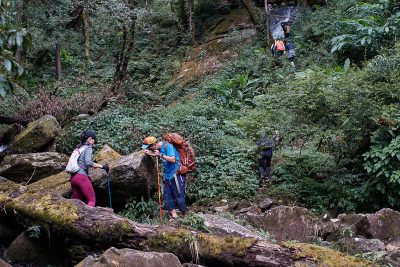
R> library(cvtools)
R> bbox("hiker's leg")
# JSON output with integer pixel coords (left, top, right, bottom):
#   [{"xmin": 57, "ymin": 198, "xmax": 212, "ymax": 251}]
[
  {"xmin": 70, "ymin": 174, "xmax": 85, "ymax": 201},
  {"xmin": 163, "ymin": 180, "xmax": 176, "ymax": 215},
  {"xmin": 258, "ymin": 158, "xmax": 266, "ymax": 183},
  {"xmin": 263, "ymin": 149, "xmax": 273, "ymax": 178},
  {"xmin": 175, "ymin": 174, "xmax": 187, "ymax": 214},
  {"xmin": 77, "ymin": 174, "xmax": 96, "ymax": 207}
]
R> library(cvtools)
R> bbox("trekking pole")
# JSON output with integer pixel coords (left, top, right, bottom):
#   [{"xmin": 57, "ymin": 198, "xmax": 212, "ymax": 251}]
[
  {"xmin": 107, "ymin": 173, "xmax": 112, "ymax": 209},
  {"xmin": 156, "ymin": 159, "xmax": 163, "ymax": 224}
]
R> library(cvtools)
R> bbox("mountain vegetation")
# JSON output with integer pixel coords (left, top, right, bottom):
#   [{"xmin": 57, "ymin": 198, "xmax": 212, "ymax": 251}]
[{"xmin": 1, "ymin": 0, "xmax": 400, "ymax": 217}]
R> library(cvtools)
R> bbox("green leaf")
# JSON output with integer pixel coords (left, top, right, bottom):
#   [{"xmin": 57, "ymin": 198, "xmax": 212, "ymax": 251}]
[
  {"xmin": 3, "ymin": 58, "xmax": 11, "ymax": 72},
  {"xmin": 16, "ymin": 31, "xmax": 24, "ymax": 47},
  {"xmin": 0, "ymin": 87, "xmax": 5, "ymax": 98},
  {"xmin": 343, "ymin": 58, "xmax": 351, "ymax": 72},
  {"xmin": 17, "ymin": 65, "xmax": 24, "ymax": 76}
]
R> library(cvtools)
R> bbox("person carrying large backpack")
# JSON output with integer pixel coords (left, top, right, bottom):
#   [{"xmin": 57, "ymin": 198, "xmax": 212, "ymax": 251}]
[
  {"xmin": 271, "ymin": 39, "xmax": 285, "ymax": 58},
  {"xmin": 66, "ymin": 130, "xmax": 109, "ymax": 207},
  {"xmin": 142, "ymin": 134, "xmax": 194, "ymax": 219},
  {"xmin": 257, "ymin": 130, "xmax": 279, "ymax": 186}
]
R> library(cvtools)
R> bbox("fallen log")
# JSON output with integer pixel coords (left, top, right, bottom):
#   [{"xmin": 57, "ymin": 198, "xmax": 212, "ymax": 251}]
[{"xmin": 0, "ymin": 178, "xmax": 372, "ymax": 267}]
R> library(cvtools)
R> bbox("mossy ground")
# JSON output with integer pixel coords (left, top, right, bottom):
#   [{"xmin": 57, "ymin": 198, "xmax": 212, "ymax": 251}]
[{"xmin": 284, "ymin": 242, "xmax": 376, "ymax": 267}]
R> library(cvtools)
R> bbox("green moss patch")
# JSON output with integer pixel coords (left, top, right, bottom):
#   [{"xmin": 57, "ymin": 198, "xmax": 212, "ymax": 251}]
[{"xmin": 284, "ymin": 242, "xmax": 375, "ymax": 267}]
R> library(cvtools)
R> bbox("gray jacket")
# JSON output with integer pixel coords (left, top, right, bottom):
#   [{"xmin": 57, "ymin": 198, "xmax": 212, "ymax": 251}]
[{"xmin": 77, "ymin": 145, "xmax": 94, "ymax": 176}]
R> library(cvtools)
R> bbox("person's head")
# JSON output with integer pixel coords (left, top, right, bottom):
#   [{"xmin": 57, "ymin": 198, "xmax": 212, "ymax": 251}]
[
  {"xmin": 141, "ymin": 136, "xmax": 162, "ymax": 151},
  {"xmin": 80, "ymin": 130, "xmax": 97, "ymax": 146},
  {"xmin": 281, "ymin": 22, "xmax": 288, "ymax": 28}
]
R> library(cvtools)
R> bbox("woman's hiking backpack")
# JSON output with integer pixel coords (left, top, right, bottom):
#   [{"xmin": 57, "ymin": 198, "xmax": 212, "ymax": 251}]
[
  {"xmin": 274, "ymin": 40, "xmax": 285, "ymax": 52},
  {"xmin": 65, "ymin": 146, "xmax": 87, "ymax": 174},
  {"xmin": 162, "ymin": 133, "xmax": 196, "ymax": 174}
]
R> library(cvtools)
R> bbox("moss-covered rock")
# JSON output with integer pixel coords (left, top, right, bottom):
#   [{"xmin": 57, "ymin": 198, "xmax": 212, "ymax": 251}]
[
  {"xmin": 0, "ymin": 152, "xmax": 68, "ymax": 184},
  {"xmin": 93, "ymin": 145, "xmax": 121, "ymax": 163},
  {"xmin": 76, "ymin": 247, "xmax": 183, "ymax": 267},
  {"xmin": 10, "ymin": 115, "xmax": 60, "ymax": 154},
  {"xmin": 246, "ymin": 206, "xmax": 320, "ymax": 242},
  {"xmin": 284, "ymin": 242, "xmax": 375, "ymax": 267}
]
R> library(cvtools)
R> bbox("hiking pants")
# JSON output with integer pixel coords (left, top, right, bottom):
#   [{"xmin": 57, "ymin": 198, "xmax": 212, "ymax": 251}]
[
  {"xmin": 164, "ymin": 174, "xmax": 187, "ymax": 213},
  {"xmin": 258, "ymin": 148, "xmax": 273, "ymax": 179},
  {"xmin": 70, "ymin": 173, "xmax": 96, "ymax": 207}
]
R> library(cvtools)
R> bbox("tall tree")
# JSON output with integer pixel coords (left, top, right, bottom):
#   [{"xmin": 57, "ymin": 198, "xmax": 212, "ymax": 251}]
[
  {"xmin": 186, "ymin": 0, "xmax": 195, "ymax": 45},
  {"xmin": 111, "ymin": 2, "xmax": 137, "ymax": 93},
  {"xmin": 264, "ymin": 0, "xmax": 272, "ymax": 44},
  {"xmin": 55, "ymin": 35, "xmax": 62, "ymax": 80},
  {"xmin": 81, "ymin": 7, "xmax": 90, "ymax": 60},
  {"xmin": 241, "ymin": 0, "xmax": 263, "ymax": 31}
]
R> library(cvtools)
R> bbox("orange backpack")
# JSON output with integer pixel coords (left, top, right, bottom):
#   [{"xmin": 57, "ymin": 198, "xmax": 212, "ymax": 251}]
[
  {"xmin": 163, "ymin": 133, "xmax": 196, "ymax": 174},
  {"xmin": 274, "ymin": 40, "xmax": 285, "ymax": 52}
]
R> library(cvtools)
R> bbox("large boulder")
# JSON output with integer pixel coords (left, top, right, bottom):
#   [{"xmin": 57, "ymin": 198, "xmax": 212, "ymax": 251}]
[
  {"xmin": 245, "ymin": 206, "xmax": 320, "ymax": 242},
  {"xmin": 197, "ymin": 213, "xmax": 262, "ymax": 239},
  {"xmin": 356, "ymin": 208, "xmax": 400, "ymax": 242},
  {"xmin": 10, "ymin": 115, "xmax": 60, "ymax": 154},
  {"xmin": 27, "ymin": 149, "xmax": 157, "ymax": 210},
  {"xmin": 0, "ymin": 124, "xmax": 24, "ymax": 145},
  {"xmin": 75, "ymin": 247, "xmax": 183, "ymax": 267},
  {"xmin": 92, "ymin": 151, "xmax": 157, "ymax": 209},
  {"xmin": 337, "ymin": 237, "xmax": 385, "ymax": 255},
  {"xmin": 0, "ymin": 258, "xmax": 11, "ymax": 267},
  {"xmin": 0, "ymin": 152, "xmax": 68, "ymax": 184},
  {"xmin": 320, "ymin": 213, "xmax": 366, "ymax": 242},
  {"xmin": 322, "ymin": 209, "xmax": 400, "ymax": 243},
  {"xmin": 5, "ymin": 232, "xmax": 44, "ymax": 265}
]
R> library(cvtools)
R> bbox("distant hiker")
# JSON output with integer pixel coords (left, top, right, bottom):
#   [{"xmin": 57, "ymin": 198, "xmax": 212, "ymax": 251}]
[
  {"xmin": 257, "ymin": 130, "xmax": 280, "ymax": 185},
  {"xmin": 271, "ymin": 39, "xmax": 285, "ymax": 58},
  {"xmin": 281, "ymin": 22, "xmax": 291, "ymax": 39},
  {"xmin": 68, "ymin": 130, "xmax": 109, "ymax": 207},
  {"xmin": 142, "ymin": 136, "xmax": 187, "ymax": 219},
  {"xmin": 285, "ymin": 40, "xmax": 296, "ymax": 68}
]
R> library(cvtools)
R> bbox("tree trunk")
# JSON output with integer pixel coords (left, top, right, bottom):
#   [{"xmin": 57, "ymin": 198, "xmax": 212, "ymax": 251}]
[
  {"xmin": 145, "ymin": 0, "xmax": 153, "ymax": 39},
  {"xmin": 55, "ymin": 36, "xmax": 62, "ymax": 80},
  {"xmin": 16, "ymin": 0, "xmax": 29, "ymax": 63},
  {"xmin": 81, "ymin": 8, "xmax": 90, "ymax": 60},
  {"xmin": 186, "ymin": 0, "xmax": 195, "ymax": 45},
  {"xmin": 264, "ymin": 0, "xmax": 272, "ymax": 45},
  {"xmin": 111, "ymin": 13, "xmax": 137, "ymax": 93},
  {"xmin": 241, "ymin": 0, "xmax": 263, "ymax": 31},
  {"xmin": 0, "ymin": 178, "xmax": 316, "ymax": 266}
]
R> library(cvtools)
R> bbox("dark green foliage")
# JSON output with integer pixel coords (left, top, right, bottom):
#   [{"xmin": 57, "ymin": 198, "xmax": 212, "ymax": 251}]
[
  {"xmin": 176, "ymin": 213, "xmax": 209, "ymax": 232},
  {"xmin": 0, "ymin": 0, "xmax": 31, "ymax": 97},
  {"xmin": 269, "ymin": 149, "xmax": 335, "ymax": 213},
  {"xmin": 119, "ymin": 197, "xmax": 161, "ymax": 224},
  {"xmin": 362, "ymin": 105, "xmax": 400, "ymax": 209}
]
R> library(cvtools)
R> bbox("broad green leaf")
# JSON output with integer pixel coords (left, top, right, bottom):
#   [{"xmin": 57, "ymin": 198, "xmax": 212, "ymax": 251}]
[
  {"xmin": 344, "ymin": 58, "xmax": 351, "ymax": 72},
  {"xmin": 3, "ymin": 58, "xmax": 11, "ymax": 72},
  {"xmin": 16, "ymin": 31, "xmax": 24, "ymax": 47},
  {"xmin": 17, "ymin": 65, "xmax": 24, "ymax": 76}
]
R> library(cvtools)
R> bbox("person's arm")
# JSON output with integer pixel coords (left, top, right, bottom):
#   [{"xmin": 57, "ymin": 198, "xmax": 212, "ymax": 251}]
[
  {"xmin": 154, "ymin": 144, "xmax": 176, "ymax": 163},
  {"xmin": 85, "ymin": 147, "xmax": 105, "ymax": 169}
]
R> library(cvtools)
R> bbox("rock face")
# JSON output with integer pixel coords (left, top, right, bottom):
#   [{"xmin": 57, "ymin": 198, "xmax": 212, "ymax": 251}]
[
  {"xmin": 0, "ymin": 152, "xmax": 68, "ymax": 184},
  {"xmin": 0, "ymin": 258, "xmax": 11, "ymax": 267},
  {"xmin": 92, "ymin": 151, "xmax": 157, "ymax": 209},
  {"xmin": 321, "ymin": 209, "xmax": 400, "ymax": 243},
  {"xmin": 246, "ymin": 206, "xmax": 320, "ymax": 242},
  {"xmin": 5, "ymin": 232, "xmax": 43, "ymax": 265},
  {"xmin": 0, "ymin": 124, "xmax": 24, "ymax": 145},
  {"xmin": 10, "ymin": 115, "xmax": 60, "ymax": 154},
  {"xmin": 27, "ymin": 150, "xmax": 157, "ymax": 210},
  {"xmin": 258, "ymin": 198, "xmax": 276, "ymax": 212},
  {"xmin": 75, "ymin": 247, "xmax": 183, "ymax": 267},
  {"xmin": 197, "ymin": 213, "xmax": 261, "ymax": 239},
  {"xmin": 358, "ymin": 208, "xmax": 400, "ymax": 242},
  {"xmin": 337, "ymin": 237, "xmax": 385, "ymax": 255}
]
